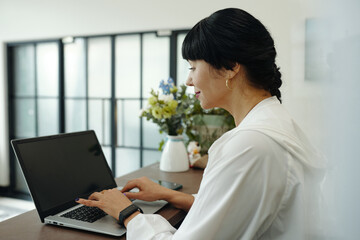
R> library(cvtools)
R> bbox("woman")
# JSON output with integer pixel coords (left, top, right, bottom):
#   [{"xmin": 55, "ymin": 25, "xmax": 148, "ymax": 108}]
[{"xmin": 77, "ymin": 8, "xmax": 325, "ymax": 239}]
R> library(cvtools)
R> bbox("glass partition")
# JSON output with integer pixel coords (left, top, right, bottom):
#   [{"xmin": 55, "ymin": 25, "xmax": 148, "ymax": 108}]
[
  {"xmin": 142, "ymin": 33, "xmax": 170, "ymax": 98},
  {"xmin": 9, "ymin": 41, "xmax": 60, "ymax": 194},
  {"xmin": 36, "ymin": 43, "xmax": 59, "ymax": 97},
  {"xmin": 115, "ymin": 35, "xmax": 141, "ymax": 98},
  {"xmin": 88, "ymin": 37, "xmax": 111, "ymax": 98},
  {"xmin": 8, "ymin": 30, "xmax": 190, "ymax": 193},
  {"xmin": 64, "ymin": 38, "xmax": 86, "ymax": 98},
  {"xmin": 13, "ymin": 45, "xmax": 35, "ymax": 97}
]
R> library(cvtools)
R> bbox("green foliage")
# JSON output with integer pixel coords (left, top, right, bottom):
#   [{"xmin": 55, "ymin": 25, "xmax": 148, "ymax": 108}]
[{"xmin": 183, "ymin": 94, "xmax": 235, "ymax": 154}]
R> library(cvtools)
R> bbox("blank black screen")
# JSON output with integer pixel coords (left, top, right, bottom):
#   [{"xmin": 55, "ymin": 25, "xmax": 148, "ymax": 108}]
[{"xmin": 15, "ymin": 132, "xmax": 115, "ymax": 212}]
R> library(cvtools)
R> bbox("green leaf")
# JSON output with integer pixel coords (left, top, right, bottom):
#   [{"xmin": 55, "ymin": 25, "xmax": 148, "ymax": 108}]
[{"xmin": 158, "ymin": 139, "xmax": 165, "ymax": 151}]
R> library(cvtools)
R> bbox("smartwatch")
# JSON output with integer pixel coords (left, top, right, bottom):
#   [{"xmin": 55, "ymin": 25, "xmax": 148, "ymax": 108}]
[{"xmin": 118, "ymin": 204, "xmax": 143, "ymax": 227}]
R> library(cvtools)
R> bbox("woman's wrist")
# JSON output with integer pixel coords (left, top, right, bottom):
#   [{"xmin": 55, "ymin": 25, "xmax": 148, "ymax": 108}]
[
  {"xmin": 160, "ymin": 188, "xmax": 177, "ymax": 202},
  {"xmin": 124, "ymin": 211, "xmax": 141, "ymax": 228},
  {"xmin": 163, "ymin": 190, "xmax": 194, "ymax": 211}
]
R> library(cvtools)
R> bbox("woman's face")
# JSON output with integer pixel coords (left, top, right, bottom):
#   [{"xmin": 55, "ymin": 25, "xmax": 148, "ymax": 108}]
[{"xmin": 186, "ymin": 60, "xmax": 229, "ymax": 109}]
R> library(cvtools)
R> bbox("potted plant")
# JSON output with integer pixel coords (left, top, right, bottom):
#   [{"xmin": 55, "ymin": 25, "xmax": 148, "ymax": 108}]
[
  {"xmin": 141, "ymin": 78, "xmax": 235, "ymax": 170},
  {"xmin": 140, "ymin": 78, "xmax": 190, "ymax": 172}
]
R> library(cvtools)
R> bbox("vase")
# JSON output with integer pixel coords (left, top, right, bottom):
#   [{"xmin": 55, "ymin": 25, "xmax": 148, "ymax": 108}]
[{"xmin": 160, "ymin": 135, "xmax": 189, "ymax": 172}]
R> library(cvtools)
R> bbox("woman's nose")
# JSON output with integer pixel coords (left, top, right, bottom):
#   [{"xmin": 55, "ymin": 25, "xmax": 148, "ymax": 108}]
[{"xmin": 186, "ymin": 76, "xmax": 193, "ymax": 86}]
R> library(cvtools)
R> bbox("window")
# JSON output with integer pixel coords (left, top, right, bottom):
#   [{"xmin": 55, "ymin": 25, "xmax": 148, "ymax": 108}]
[{"xmin": 7, "ymin": 30, "xmax": 189, "ymax": 196}]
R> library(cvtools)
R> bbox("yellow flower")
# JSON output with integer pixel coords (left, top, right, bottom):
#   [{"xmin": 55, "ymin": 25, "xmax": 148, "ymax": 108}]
[
  {"xmin": 148, "ymin": 96, "xmax": 157, "ymax": 106},
  {"xmin": 162, "ymin": 106, "xmax": 173, "ymax": 119},
  {"xmin": 167, "ymin": 100, "xmax": 178, "ymax": 110},
  {"xmin": 170, "ymin": 86, "xmax": 178, "ymax": 94},
  {"xmin": 151, "ymin": 106, "xmax": 163, "ymax": 119}
]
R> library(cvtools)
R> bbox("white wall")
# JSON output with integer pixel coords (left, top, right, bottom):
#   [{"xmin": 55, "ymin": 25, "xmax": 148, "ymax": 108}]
[
  {"xmin": 321, "ymin": 0, "xmax": 360, "ymax": 238},
  {"xmin": 0, "ymin": 0, "xmax": 323, "ymax": 185}
]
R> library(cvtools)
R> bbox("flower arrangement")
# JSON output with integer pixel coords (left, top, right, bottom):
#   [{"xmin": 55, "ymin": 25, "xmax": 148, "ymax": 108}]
[
  {"xmin": 141, "ymin": 78, "xmax": 189, "ymax": 146},
  {"xmin": 141, "ymin": 77, "xmax": 235, "ymax": 155}
]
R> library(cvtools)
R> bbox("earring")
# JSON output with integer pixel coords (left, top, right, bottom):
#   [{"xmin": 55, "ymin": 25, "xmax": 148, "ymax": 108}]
[{"xmin": 226, "ymin": 79, "xmax": 232, "ymax": 90}]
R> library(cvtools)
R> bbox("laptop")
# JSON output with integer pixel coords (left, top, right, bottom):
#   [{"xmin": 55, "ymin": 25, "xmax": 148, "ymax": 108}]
[{"xmin": 11, "ymin": 130, "xmax": 167, "ymax": 236}]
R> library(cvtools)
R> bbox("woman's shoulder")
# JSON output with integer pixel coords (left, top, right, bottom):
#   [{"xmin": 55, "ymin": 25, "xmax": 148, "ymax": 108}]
[
  {"xmin": 205, "ymin": 129, "xmax": 289, "ymax": 187},
  {"xmin": 209, "ymin": 129, "xmax": 283, "ymax": 163},
  {"xmin": 212, "ymin": 128, "xmax": 275, "ymax": 150}
]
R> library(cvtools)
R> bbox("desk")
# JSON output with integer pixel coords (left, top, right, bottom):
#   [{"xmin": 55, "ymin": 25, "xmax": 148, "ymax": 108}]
[{"xmin": 0, "ymin": 163, "xmax": 203, "ymax": 240}]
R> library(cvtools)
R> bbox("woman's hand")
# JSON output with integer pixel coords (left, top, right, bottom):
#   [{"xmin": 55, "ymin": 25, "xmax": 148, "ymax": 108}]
[
  {"xmin": 121, "ymin": 177, "xmax": 195, "ymax": 211},
  {"xmin": 121, "ymin": 176, "xmax": 173, "ymax": 202},
  {"xmin": 77, "ymin": 176, "xmax": 194, "ymax": 223},
  {"xmin": 76, "ymin": 188, "xmax": 132, "ymax": 221}
]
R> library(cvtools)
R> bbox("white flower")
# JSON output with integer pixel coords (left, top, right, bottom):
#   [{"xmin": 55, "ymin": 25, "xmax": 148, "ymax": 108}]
[
  {"xmin": 187, "ymin": 141, "xmax": 201, "ymax": 154},
  {"xmin": 139, "ymin": 108, "xmax": 147, "ymax": 117},
  {"xmin": 158, "ymin": 94, "xmax": 174, "ymax": 103}
]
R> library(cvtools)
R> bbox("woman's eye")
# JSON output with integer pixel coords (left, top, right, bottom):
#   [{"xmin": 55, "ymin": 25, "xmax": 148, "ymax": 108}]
[{"xmin": 188, "ymin": 67, "xmax": 195, "ymax": 71}]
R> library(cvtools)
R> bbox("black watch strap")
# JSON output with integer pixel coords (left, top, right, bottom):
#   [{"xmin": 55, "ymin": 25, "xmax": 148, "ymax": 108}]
[{"xmin": 118, "ymin": 204, "xmax": 143, "ymax": 227}]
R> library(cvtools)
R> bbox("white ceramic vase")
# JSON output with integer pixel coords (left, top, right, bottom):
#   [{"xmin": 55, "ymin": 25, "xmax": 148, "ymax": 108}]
[{"xmin": 160, "ymin": 135, "xmax": 189, "ymax": 172}]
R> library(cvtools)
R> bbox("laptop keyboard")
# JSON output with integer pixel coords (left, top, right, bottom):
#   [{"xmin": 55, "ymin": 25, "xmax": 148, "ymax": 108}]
[{"xmin": 61, "ymin": 206, "xmax": 107, "ymax": 223}]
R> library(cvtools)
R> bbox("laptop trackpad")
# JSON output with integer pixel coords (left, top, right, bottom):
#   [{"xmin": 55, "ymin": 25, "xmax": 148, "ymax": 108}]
[{"xmin": 132, "ymin": 199, "xmax": 168, "ymax": 214}]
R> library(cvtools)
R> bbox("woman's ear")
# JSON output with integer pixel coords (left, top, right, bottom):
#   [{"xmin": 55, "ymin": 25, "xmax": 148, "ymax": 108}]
[{"xmin": 227, "ymin": 63, "xmax": 241, "ymax": 79}]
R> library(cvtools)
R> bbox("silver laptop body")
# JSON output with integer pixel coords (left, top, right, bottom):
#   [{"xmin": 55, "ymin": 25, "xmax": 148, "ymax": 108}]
[
  {"xmin": 45, "ymin": 199, "xmax": 167, "ymax": 236},
  {"xmin": 11, "ymin": 130, "xmax": 167, "ymax": 236}
]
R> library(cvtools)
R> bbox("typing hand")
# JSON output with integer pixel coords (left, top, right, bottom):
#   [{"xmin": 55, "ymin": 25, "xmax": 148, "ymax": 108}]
[
  {"xmin": 121, "ymin": 176, "xmax": 173, "ymax": 202},
  {"xmin": 76, "ymin": 188, "xmax": 132, "ymax": 221}
]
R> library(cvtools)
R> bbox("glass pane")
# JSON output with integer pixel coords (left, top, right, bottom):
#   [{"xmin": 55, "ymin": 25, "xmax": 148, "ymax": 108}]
[
  {"xmin": 142, "ymin": 100, "xmax": 165, "ymax": 148},
  {"xmin": 115, "ymin": 148, "xmax": 140, "ymax": 177},
  {"xmin": 65, "ymin": 99, "xmax": 86, "ymax": 132},
  {"xmin": 38, "ymin": 98, "xmax": 59, "ymax": 136},
  {"xmin": 88, "ymin": 37, "xmax": 111, "ymax": 98},
  {"xmin": 36, "ymin": 43, "xmax": 59, "ymax": 97},
  {"xmin": 102, "ymin": 146, "xmax": 112, "ymax": 172},
  {"xmin": 14, "ymin": 99, "xmax": 36, "ymax": 137},
  {"xmin": 117, "ymin": 100, "xmax": 140, "ymax": 147},
  {"xmin": 13, "ymin": 45, "xmax": 35, "ymax": 96},
  {"xmin": 116, "ymin": 35, "xmax": 141, "ymax": 98},
  {"xmin": 64, "ymin": 38, "xmax": 86, "ymax": 97},
  {"xmin": 143, "ymin": 119, "xmax": 165, "ymax": 149},
  {"xmin": 176, "ymin": 33, "xmax": 193, "ymax": 94},
  {"xmin": 142, "ymin": 33, "xmax": 170, "ymax": 97},
  {"xmin": 89, "ymin": 99, "xmax": 111, "ymax": 145},
  {"xmin": 143, "ymin": 150, "xmax": 161, "ymax": 167}
]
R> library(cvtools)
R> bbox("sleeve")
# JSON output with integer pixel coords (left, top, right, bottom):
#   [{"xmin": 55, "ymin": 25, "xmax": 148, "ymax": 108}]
[
  {"xmin": 127, "ymin": 214, "xmax": 176, "ymax": 240},
  {"xmin": 126, "ymin": 195, "xmax": 199, "ymax": 239}
]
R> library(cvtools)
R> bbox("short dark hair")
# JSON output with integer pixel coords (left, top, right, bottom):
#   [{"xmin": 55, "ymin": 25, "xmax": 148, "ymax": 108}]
[{"xmin": 182, "ymin": 8, "xmax": 282, "ymax": 103}]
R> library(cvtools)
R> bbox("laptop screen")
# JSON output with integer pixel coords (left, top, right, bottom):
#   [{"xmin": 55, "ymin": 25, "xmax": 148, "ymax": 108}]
[{"xmin": 12, "ymin": 131, "xmax": 116, "ymax": 216}]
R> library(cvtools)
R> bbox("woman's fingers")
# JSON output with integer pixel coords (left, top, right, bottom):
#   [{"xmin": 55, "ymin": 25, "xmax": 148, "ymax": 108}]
[
  {"xmin": 76, "ymin": 189, "xmax": 132, "ymax": 220},
  {"xmin": 122, "ymin": 176, "xmax": 154, "ymax": 192},
  {"xmin": 123, "ymin": 191, "xmax": 142, "ymax": 200},
  {"xmin": 121, "ymin": 180, "xmax": 141, "ymax": 193},
  {"xmin": 76, "ymin": 198, "xmax": 100, "ymax": 208},
  {"xmin": 88, "ymin": 192, "xmax": 102, "ymax": 200}
]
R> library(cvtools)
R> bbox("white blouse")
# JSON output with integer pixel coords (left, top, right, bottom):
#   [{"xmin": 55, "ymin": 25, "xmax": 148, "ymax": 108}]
[{"xmin": 127, "ymin": 96, "xmax": 325, "ymax": 240}]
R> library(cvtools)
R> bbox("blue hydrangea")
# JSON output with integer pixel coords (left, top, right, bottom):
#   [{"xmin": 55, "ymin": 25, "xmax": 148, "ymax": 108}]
[{"xmin": 159, "ymin": 77, "xmax": 175, "ymax": 95}]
